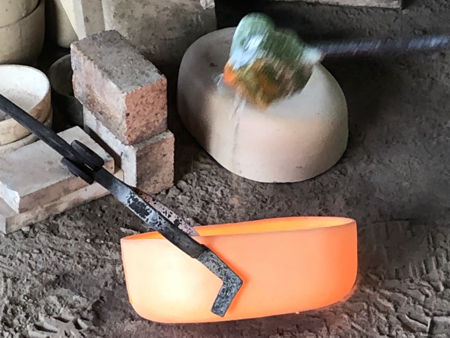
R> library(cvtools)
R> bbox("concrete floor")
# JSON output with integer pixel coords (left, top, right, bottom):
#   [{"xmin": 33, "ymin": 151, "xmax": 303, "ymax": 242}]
[{"xmin": 1, "ymin": 0, "xmax": 449, "ymax": 336}]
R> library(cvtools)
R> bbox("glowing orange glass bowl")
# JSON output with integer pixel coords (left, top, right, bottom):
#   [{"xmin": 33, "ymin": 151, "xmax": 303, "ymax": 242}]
[{"xmin": 121, "ymin": 217, "xmax": 357, "ymax": 323}]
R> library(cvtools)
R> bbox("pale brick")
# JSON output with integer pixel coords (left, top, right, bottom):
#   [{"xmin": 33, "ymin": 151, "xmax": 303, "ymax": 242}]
[
  {"xmin": 84, "ymin": 109, "xmax": 174, "ymax": 194},
  {"xmin": 0, "ymin": 126, "xmax": 114, "ymax": 213},
  {"xmin": 0, "ymin": 171, "xmax": 123, "ymax": 234},
  {"xmin": 71, "ymin": 30, "xmax": 167, "ymax": 145}
]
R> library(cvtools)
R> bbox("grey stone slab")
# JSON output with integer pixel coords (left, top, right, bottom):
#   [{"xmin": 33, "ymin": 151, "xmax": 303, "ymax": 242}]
[
  {"xmin": 102, "ymin": 0, "xmax": 217, "ymax": 67},
  {"xmin": 66, "ymin": 0, "xmax": 216, "ymax": 68}
]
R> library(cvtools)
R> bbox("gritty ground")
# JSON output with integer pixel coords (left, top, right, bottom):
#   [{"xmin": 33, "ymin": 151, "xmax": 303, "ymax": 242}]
[{"xmin": 1, "ymin": 0, "xmax": 450, "ymax": 337}]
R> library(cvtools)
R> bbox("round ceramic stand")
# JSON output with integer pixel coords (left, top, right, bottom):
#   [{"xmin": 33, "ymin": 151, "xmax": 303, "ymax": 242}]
[
  {"xmin": 0, "ymin": 0, "xmax": 38, "ymax": 27},
  {"xmin": 0, "ymin": 0, "xmax": 45, "ymax": 65},
  {"xmin": 0, "ymin": 65, "xmax": 51, "ymax": 145},
  {"xmin": 178, "ymin": 28, "xmax": 348, "ymax": 183}
]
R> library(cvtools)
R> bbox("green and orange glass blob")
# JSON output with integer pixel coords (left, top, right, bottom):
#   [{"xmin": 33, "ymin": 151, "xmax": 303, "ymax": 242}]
[{"xmin": 223, "ymin": 13, "xmax": 322, "ymax": 108}]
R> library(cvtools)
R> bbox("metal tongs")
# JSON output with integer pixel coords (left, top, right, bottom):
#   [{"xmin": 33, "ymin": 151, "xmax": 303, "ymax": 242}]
[{"xmin": 0, "ymin": 94, "xmax": 242, "ymax": 317}]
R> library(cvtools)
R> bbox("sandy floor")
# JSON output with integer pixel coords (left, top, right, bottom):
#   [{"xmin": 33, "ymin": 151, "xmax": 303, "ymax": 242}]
[{"xmin": 1, "ymin": 0, "xmax": 450, "ymax": 336}]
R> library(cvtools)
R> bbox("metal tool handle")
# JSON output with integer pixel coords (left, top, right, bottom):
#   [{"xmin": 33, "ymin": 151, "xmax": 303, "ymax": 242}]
[
  {"xmin": 312, "ymin": 34, "xmax": 450, "ymax": 59},
  {"xmin": 0, "ymin": 94, "xmax": 242, "ymax": 316}
]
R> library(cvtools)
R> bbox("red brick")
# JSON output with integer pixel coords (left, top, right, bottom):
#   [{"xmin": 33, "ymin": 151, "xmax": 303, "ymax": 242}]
[
  {"xmin": 71, "ymin": 30, "xmax": 167, "ymax": 145},
  {"xmin": 135, "ymin": 132, "xmax": 174, "ymax": 194}
]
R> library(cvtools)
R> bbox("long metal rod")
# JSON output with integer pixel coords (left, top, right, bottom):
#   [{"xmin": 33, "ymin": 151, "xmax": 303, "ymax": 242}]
[{"xmin": 312, "ymin": 34, "xmax": 450, "ymax": 59}]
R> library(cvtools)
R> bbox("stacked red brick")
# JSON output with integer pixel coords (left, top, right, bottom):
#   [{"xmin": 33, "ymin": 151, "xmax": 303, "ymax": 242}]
[{"xmin": 71, "ymin": 30, "xmax": 174, "ymax": 194}]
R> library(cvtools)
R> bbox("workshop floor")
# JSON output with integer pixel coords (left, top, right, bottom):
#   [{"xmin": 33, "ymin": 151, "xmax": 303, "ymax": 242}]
[{"xmin": 1, "ymin": 0, "xmax": 449, "ymax": 336}]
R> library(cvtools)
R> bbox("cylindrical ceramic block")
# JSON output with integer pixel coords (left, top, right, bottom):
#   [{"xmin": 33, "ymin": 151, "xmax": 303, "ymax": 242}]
[
  {"xmin": 0, "ymin": 0, "xmax": 45, "ymax": 65},
  {"xmin": 46, "ymin": 0, "xmax": 78, "ymax": 48},
  {"xmin": 0, "ymin": 0, "xmax": 38, "ymax": 26},
  {"xmin": 0, "ymin": 65, "xmax": 51, "ymax": 145},
  {"xmin": 178, "ymin": 28, "xmax": 348, "ymax": 183}
]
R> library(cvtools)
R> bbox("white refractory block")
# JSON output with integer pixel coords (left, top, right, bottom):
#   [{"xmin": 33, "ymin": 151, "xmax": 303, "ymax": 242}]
[
  {"xmin": 0, "ymin": 126, "xmax": 114, "ymax": 213},
  {"xmin": 83, "ymin": 108, "xmax": 174, "ymax": 194},
  {"xmin": 0, "ymin": 171, "xmax": 123, "ymax": 234}
]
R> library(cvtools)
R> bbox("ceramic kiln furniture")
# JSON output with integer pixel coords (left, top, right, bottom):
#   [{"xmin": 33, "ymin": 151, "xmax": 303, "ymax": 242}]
[
  {"xmin": 0, "ymin": 0, "xmax": 45, "ymax": 65},
  {"xmin": 121, "ymin": 217, "xmax": 357, "ymax": 323},
  {"xmin": 178, "ymin": 28, "xmax": 348, "ymax": 183},
  {"xmin": 0, "ymin": 0, "xmax": 38, "ymax": 26},
  {"xmin": 0, "ymin": 65, "xmax": 51, "ymax": 147}
]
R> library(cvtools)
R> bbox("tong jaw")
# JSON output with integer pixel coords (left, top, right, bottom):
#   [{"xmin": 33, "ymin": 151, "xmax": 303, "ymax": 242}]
[{"xmin": 197, "ymin": 250, "xmax": 243, "ymax": 316}]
